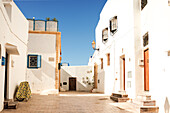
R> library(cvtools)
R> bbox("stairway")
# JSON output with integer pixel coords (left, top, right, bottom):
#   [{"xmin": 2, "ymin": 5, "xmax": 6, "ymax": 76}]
[
  {"xmin": 133, "ymin": 94, "xmax": 159, "ymax": 113},
  {"xmin": 4, "ymin": 99, "xmax": 18, "ymax": 109},
  {"xmin": 110, "ymin": 93, "xmax": 129, "ymax": 102}
]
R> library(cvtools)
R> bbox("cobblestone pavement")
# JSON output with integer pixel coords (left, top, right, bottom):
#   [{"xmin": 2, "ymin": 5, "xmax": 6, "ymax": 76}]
[{"xmin": 2, "ymin": 92, "xmax": 136, "ymax": 113}]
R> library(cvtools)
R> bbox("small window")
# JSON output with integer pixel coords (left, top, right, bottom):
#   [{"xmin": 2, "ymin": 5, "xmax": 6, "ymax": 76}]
[
  {"xmin": 27, "ymin": 55, "xmax": 41, "ymax": 68},
  {"xmin": 101, "ymin": 58, "xmax": 103, "ymax": 69},
  {"xmin": 63, "ymin": 82, "xmax": 67, "ymax": 85},
  {"xmin": 141, "ymin": 0, "xmax": 147, "ymax": 10},
  {"xmin": 4, "ymin": 3, "xmax": 12, "ymax": 21},
  {"xmin": 107, "ymin": 53, "xmax": 110, "ymax": 66},
  {"xmin": 102, "ymin": 28, "xmax": 108, "ymax": 43},
  {"xmin": 110, "ymin": 16, "xmax": 118, "ymax": 35},
  {"xmin": 143, "ymin": 32, "xmax": 149, "ymax": 47}
]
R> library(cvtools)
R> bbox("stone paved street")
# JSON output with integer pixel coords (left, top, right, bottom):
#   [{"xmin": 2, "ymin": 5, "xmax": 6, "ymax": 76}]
[{"xmin": 2, "ymin": 92, "xmax": 137, "ymax": 113}]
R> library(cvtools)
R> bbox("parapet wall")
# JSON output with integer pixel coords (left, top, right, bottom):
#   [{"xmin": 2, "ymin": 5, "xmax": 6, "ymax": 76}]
[{"xmin": 28, "ymin": 19, "xmax": 58, "ymax": 32}]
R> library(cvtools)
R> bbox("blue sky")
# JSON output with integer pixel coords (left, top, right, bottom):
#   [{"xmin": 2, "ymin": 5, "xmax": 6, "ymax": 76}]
[{"xmin": 14, "ymin": 0, "xmax": 107, "ymax": 66}]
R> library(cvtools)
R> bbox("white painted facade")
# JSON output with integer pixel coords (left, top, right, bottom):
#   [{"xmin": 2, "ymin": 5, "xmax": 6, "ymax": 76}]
[
  {"xmin": 60, "ymin": 66, "xmax": 93, "ymax": 92},
  {"xmin": 89, "ymin": 0, "xmax": 170, "ymax": 112},
  {"xmin": 27, "ymin": 33, "xmax": 57, "ymax": 94},
  {"xmin": 0, "ymin": 0, "xmax": 28, "ymax": 111}
]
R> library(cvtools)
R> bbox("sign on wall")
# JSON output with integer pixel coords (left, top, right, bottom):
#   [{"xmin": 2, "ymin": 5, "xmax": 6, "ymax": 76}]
[{"xmin": 2, "ymin": 56, "xmax": 5, "ymax": 66}]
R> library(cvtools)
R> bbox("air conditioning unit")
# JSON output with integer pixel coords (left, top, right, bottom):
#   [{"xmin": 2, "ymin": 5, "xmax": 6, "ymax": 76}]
[{"xmin": 138, "ymin": 59, "xmax": 144, "ymax": 66}]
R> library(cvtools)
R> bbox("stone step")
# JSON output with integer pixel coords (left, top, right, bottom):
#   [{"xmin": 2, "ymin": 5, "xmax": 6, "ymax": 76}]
[
  {"xmin": 133, "ymin": 99, "xmax": 156, "ymax": 106},
  {"xmin": 140, "ymin": 106, "xmax": 159, "ymax": 113},
  {"xmin": 111, "ymin": 93, "xmax": 128, "ymax": 98},
  {"xmin": 143, "ymin": 100, "xmax": 156, "ymax": 106},
  {"xmin": 137, "ymin": 95, "xmax": 151, "ymax": 101},
  {"xmin": 110, "ymin": 95, "xmax": 129, "ymax": 102},
  {"xmin": 4, "ymin": 100, "xmax": 18, "ymax": 109}
]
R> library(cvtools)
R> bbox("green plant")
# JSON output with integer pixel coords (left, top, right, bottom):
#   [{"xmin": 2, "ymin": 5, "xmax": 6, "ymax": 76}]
[
  {"xmin": 52, "ymin": 18, "xmax": 58, "ymax": 21},
  {"xmin": 46, "ymin": 17, "xmax": 50, "ymax": 21}
]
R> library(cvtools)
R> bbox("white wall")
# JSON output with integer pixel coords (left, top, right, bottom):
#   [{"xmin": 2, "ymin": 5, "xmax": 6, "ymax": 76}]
[
  {"xmin": 0, "ymin": 0, "xmax": 28, "ymax": 111},
  {"xmin": 90, "ymin": 0, "xmax": 170, "ymax": 112},
  {"xmin": 27, "ymin": 33, "xmax": 56, "ymax": 94},
  {"xmin": 89, "ymin": 0, "xmax": 137, "ymax": 97},
  {"xmin": 61, "ymin": 66, "xmax": 93, "ymax": 92},
  {"xmin": 141, "ymin": 0, "xmax": 170, "ymax": 112}
]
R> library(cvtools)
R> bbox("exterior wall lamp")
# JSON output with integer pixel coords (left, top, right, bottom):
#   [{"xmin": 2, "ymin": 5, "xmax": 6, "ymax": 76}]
[{"xmin": 92, "ymin": 40, "xmax": 99, "ymax": 51}]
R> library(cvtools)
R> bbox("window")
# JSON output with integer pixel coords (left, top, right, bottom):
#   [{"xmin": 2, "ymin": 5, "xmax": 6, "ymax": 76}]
[
  {"xmin": 102, "ymin": 28, "xmax": 108, "ymax": 43},
  {"xmin": 141, "ymin": 0, "xmax": 147, "ymax": 10},
  {"xmin": 110, "ymin": 16, "xmax": 118, "ymax": 35},
  {"xmin": 4, "ymin": 3, "xmax": 12, "ymax": 21},
  {"xmin": 107, "ymin": 53, "xmax": 110, "ymax": 66},
  {"xmin": 27, "ymin": 55, "xmax": 41, "ymax": 68},
  {"xmin": 101, "ymin": 58, "xmax": 103, "ymax": 69},
  {"xmin": 143, "ymin": 32, "xmax": 149, "ymax": 47}
]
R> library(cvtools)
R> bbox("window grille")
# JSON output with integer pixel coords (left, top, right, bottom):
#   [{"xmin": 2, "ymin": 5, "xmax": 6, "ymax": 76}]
[
  {"xmin": 141, "ymin": 0, "xmax": 147, "ymax": 10},
  {"xmin": 27, "ymin": 55, "xmax": 41, "ymax": 68},
  {"xmin": 102, "ymin": 28, "xmax": 108, "ymax": 43},
  {"xmin": 143, "ymin": 32, "xmax": 149, "ymax": 47},
  {"xmin": 110, "ymin": 16, "xmax": 117, "ymax": 34}
]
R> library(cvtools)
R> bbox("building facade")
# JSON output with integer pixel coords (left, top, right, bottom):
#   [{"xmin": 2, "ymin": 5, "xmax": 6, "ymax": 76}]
[
  {"xmin": 89, "ymin": 0, "xmax": 170, "ymax": 112},
  {"xmin": 60, "ymin": 65, "xmax": 93, "ymax": 92},
  {"xmin": 0, "ymin": 0, "xmax": 28, "ymax": 111},
  {"xmin": 27, "ymin": 19, "xmax": 61, "ymax": 95}
]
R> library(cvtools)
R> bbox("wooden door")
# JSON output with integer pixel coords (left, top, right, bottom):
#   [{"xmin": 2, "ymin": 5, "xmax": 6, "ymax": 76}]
[
  {"xmin": 144, "ymin": 49, "xmax": 149, "ymax": 91},
  {"xmin": 94, "ymin": 63, "xmax": 98, "ymax": 88},
  {"xmin": 123, "ymin": 58, "xmax": 125, "ymax": 90},
  {"xmin": 69, "ymin": 77, "xmax": 76, "ymax": 91}
]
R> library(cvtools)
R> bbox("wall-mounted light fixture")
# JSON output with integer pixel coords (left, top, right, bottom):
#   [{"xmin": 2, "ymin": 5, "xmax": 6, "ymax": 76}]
[{"xmin": 92, "ymin": 40, "xmax": 99, "ymax": 51}]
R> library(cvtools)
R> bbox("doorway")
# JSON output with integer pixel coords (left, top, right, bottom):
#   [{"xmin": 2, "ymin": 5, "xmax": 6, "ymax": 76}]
[
  {"xmin": 4, "ymin": 52, "xmax": 9, "ymax": 99},
  {"xmin": 120, "ymin": 56, "xmax": 125, "ymax": 91},
  {"xmin": 94, "ymin": 63, "xmax": 98, "ymax": 89},
  {"xmin": 144, "ymin": 49, "xmax": 149, "ymax": 91},
  {"xmin": 123, "ymin": 58, "xmax": 125, "ymax": 90},
  {"xmin": 69, "ymin": 77, "xmax": 76, "ymax": 91}
]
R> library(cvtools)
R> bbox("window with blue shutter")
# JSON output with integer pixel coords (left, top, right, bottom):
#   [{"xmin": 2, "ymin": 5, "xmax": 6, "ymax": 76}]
[{"xmin": 27, "ymin": 54, "xmax": 41, "ymax": 69}]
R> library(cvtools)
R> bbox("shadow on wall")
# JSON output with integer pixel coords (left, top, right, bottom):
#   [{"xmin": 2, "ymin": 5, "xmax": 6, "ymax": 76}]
[
  {"xmin": 30, "ymin": 59, "xmax": 55, "ymax": 81},
  {"xmin": 61, "ymin": 69, "xmax": 93, "ymax": 91},
  {"xmin": 13, "ymin": 85, "xmax": 18, "ymax": 99},
  {"xmin": 164, "ymin": 97, "xmax": 170, "ymax": 113}
]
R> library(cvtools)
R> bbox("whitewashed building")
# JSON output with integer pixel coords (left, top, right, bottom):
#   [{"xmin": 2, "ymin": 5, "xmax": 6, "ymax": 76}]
[
  {"xmin": 89, "ymin": 0, "xmax": 170, "ymax": 112},
  {"xmin": 0, "ymin": 0, "xmax": 28, "ymax": 111},
  {"xmin": 27, "ymin": 19, "xmax": 61, "ymax": 95},
  {"xmin": 60, "ymin": 65, "xmax": 93, "ymax": 92}
]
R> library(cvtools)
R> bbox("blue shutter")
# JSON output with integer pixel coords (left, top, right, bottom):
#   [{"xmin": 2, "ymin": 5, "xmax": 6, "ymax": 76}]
[
  {"xmin": 27, "ymin": 55, "xmax": 29, "ymax": 68},
  {"xmin": 2, "ymin": 56, "xmax": 5, "ymax": 66},
  {"xmin": 37, "ymin": 55, "xmax": 41, "ymax": 68}
]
